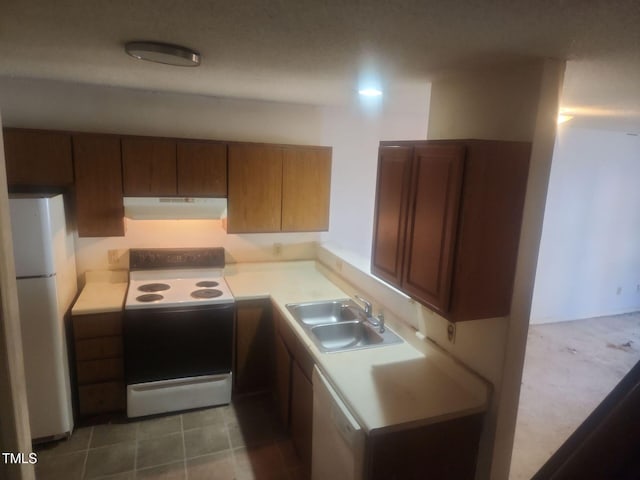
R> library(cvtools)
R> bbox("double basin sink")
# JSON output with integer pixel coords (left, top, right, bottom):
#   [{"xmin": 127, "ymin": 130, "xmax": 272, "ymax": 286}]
[{"xmin": 285, "ymin": 299, "xmax": 403, "ymax": 353}]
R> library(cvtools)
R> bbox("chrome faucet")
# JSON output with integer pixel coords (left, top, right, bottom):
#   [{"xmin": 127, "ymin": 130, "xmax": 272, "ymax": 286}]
[
  {"xmin": 364, "ymin": 312, "xmax": 385, "ymax": 333},
  {"xmin": 354, "ymin": 295, "xmax": 385, "ymax": 333},
  {"xmin": 354, "ymin": 294, "xmax": 372, "ymax": 316}
]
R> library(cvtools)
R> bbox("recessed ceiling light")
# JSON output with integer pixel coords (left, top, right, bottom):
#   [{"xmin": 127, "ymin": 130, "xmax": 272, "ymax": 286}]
[
  {"xmin": 125, "ymin": 41, "xmax": 200, "ymax": 67},
  {"xmin": 358, "ymin": 88, "xmax": 383, "ymax": 97}
]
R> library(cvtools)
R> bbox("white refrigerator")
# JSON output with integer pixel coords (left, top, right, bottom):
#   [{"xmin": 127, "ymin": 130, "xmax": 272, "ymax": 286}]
[{"xmin": 9, "ymin": 194, "xmax": 77, "ymax": 441}]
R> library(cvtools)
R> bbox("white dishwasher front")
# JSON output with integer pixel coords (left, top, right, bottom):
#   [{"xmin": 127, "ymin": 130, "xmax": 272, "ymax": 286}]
[{"xmin": 312, "ymin": 366, "xmax": 365, "ymax": 480}]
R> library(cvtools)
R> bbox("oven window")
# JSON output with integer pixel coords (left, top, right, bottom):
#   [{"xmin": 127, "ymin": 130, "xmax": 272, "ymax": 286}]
[{"xmin": 123, "ymin": 304, "xmax": 234, "ymax": 384}]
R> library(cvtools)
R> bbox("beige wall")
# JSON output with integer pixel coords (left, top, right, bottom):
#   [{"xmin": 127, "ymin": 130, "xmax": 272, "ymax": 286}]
[
  {"xmin": 0, "ymin": 61, "xmax": 563, "ymax": 479},
  {"xmin": 76, "ymin": 219, "xmax": 320, "ymax": 275},
  {"xmin": 495, "ymin": 59, "xmax": 566, "ymax": 480},
  {"xmin": 0, "ymin": 113, "xmax": 35, "ymax": 480},
  {"xmin": 530, "ymin": 125, "xmax": 640, "ymax": 324},
  {"xmin": 427, "ymin": 61, "xmax": 545, "ymax": 142},
  {"xmin": 0, "ymin": 78, "xmax": 326, "ymax": 144},
  {"xmin": 0, "ymin": 77, "xmax": 429, "ymax": 278},
  {"xmin": 426, "ymin": 58, "xmax": 565, "ymax": 480}
]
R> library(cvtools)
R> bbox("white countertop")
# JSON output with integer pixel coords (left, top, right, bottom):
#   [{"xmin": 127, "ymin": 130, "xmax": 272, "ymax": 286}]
[
  {"xmin": 71, "ymin": 270, "xmax": 129, "ymax": 315},
  {"xmin": 71, "ymin": 262, "xmax": 489, "ymax": 432},
  {"xmin": 224, "ymin": 260, "xmax": 489, "ymax": 433}
]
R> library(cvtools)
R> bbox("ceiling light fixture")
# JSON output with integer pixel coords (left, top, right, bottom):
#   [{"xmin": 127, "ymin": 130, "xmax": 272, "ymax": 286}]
[
  {"xmin": 125, "ymin": 41, "xmax": 200, "ymax": 67},
  {"xmin": 358, "ymin": 88, "xmax": 383, "ymax": 97}
]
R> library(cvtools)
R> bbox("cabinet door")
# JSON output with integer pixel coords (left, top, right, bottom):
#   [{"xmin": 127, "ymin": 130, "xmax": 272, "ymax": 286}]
[
  {"xmin": 402, "ymin": 145, "xmax": 465, "ymax": 314},
  {"xmin": 3, "ymin": 128, "xmax": 73, "ymax": 187},
  {"xmin": 76, "ymin": 358, "xmax": 124, "ymax": 384},
  {"xmin": 122, "ymin": 137, "xmax": 176, "ymax": 196},
  {"xmin": 75, "ymin": 337, "xmax": 123, "ymax": 361},
  {"xmin": 365, "ymin": 413, "xmax": 483, "ymax": 480},
  {"xmin": 73, "ymin": 134, "xmax": 125, "ymax": 237},
  {"xmin": 227, "ymin": 144, "xmax": 282, "ymax": 233},
  {"xmin": 281, "ymin": 146, "xmax": 331, "ymax": 232},
  {"xmin": 73, "ymin": 312, "xmax": 123, "ymax": 339},
  {"xmin": 73, "ymin": 312, "xmax": 125, "ymax": 417},
  {"xmin": 290, "ymin": 360, "xmax": 313, "ymax": 476},
  {"xmin": 234, "ymin": 300, "xmax": 274, "ymax": 394},
  {"xmin": 78, "ymin": 382, "xmax": 126, "ymax": 416},
  {"xmin": 273, "ymin": 333, "xmax": 292, "ymax": 428},
  {"xmin": 371, "ymin": 146, "xmax": 413, "ymax": 287},
  {"xmin": 177, "ymin": 141, "xmax": 227, "ymax": 196}
]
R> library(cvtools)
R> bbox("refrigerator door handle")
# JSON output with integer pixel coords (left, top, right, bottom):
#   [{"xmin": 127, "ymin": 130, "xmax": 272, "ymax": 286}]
[{"xmin": 16, "ymin": 273, "xmax": 56, "ymax": 280}]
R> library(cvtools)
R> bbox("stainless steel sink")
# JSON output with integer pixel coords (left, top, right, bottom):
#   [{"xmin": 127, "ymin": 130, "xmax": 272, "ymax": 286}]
[
  {"xmin": 285, "ymin": 299, "xmax": 365, "ymax": 326},
  {"xmin": 285, "ymin": 299, "xmax": 403, "ymax": 353},
  {"xmin": 311, "ymin": 321, "xmax": 383, "ymax": 350}
]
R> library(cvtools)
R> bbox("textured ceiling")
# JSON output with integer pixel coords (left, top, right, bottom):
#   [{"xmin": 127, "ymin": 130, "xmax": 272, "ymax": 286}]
[{"xmin": 1, "ymin": 0, "xmax": 639, "ymax": 129}]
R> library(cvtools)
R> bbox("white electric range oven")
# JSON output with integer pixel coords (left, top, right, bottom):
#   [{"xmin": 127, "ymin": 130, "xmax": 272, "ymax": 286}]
[{"xmin": 123, "ymin": 247, "xmax": 234, "ymax": 418}]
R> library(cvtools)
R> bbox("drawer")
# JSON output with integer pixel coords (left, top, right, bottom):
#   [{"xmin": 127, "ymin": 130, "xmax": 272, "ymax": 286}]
[
  {"xmin": 77, "ymin": 358, "xmax": 124, "ymax": 384},
  {"xmin": 75, "ymin": 336, "xmax": 123, "ymax": 361},
  {"xmin": 78, "ymin": 382, "xmax": 126, "ymax": 416},
  {"xmin": 73, "ymin": 312, "xmax": 122, "ymax": 339}
]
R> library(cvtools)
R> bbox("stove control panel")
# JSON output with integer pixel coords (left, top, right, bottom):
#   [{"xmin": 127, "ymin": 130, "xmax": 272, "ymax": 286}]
[{"xmin": 129, "ymin": 248, "xmax": 225, "ymax": 270}]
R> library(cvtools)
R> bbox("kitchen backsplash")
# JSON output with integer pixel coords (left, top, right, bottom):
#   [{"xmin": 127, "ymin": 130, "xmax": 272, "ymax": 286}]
[
  {"xmin": 316, "ymin": 243, "xmax": 507, "ymax": 389},
  {"xmin": 74, "ymin": 218, "xmax": 320, "ymax": 275}
]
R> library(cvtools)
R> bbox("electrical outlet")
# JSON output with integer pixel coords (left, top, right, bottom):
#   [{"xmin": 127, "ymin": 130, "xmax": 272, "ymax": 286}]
[
  {"xmin": 273, "ymin": 243, "xmax": 282, "ymax": 256},
  {"xmin": 447, "ymin": 322, "xmax": 456, "ymax": 343},
  {"xmin": 107, "ymin": 249, "xmax": 120, "ymax": 265},
  {"xmin": 616, "ymin": 286, "xmax": 622, "ymax": 295},
  {"xmin": 637, "ymin": 284, "xmax": 640, "ymax": 293}
]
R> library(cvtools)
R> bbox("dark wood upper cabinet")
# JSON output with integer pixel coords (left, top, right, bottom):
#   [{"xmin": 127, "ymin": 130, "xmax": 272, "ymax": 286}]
[
  {"xmin": 403, "ymin": 145, "xmax": 465, "ymax": 313},
  {"xmin": 3, "ymin": 128, "xmax": 73, "ymax": 188},
  {"xmin": 227, "ymin": 144, "xmax": 283, "ymax": 233},
  {"xmin": 227, "ymin": 143, "xmax": 332, "ymax": 233},
  {"xmin": 372, "ymin": 139, "xmax": 531, "ymax": 322},
  {"xmin": 73, "ymin": 134, "xmax": 125, "ymax": 237},
  {"xmin": 281, "ymin": 146, "xmax": 331, "ymax": 232},
  {"xmin": 122, "ymin": 137, "xmax": 177, "ymax": 196},
  {"xmin": 3, "ymin": 127, "xmax": 327, "ymax": 236},
  {"xmin": 371, "ymin": 146, "xmax": 413, "ymax": 286},
  {"xmin": 177, "ymin": 141, "xmax": 227, "ymax": 197}
]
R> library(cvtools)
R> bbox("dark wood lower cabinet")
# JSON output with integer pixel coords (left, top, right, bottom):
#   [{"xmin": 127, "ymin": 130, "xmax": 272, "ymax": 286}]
[
  {"xmin": 72, "ymin": 312, "xmax": 126, "ymax": 417},
  {"xmin": 270, "ymin": 304, "xmax": 483, "ymax": 479},
  {"xmin": 273, "ymin": 333, "xmax": 292, "ymax": 426},
  {"xmin": 77, "ymin": 382, "xmax": 126, "ymax": 417},
  {"xmin": 290, "ymin": 360, "xmax": 314, "ymax": 476},
  {"xmin": 272, "ymin": 306, "xmax": 314, "ymax": 477},
  {"xmin": 234, "ymin": 299, "xmax": 274, "ymax": 394},
  {"xmin": 364, "ymin": 414, "xmax": 484, "ymax": 480}
]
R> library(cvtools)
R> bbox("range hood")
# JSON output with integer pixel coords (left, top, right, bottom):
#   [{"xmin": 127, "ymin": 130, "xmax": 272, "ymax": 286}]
[{"xmin": 123, "ymin": 197, "xmax": 227, "ymax": 220}]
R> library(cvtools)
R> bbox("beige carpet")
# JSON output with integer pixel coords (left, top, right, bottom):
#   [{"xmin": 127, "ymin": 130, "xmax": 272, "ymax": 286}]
[{"xmin": 509, "ymin": 311, "xmax": 640, "ymax": 480}]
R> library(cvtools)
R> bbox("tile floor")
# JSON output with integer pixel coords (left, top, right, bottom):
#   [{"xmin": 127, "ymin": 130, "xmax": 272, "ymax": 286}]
[
  {"xmin": 34, "ymin": 395, "xmax": 305, "ymax": 480},
  {"xmin": 510, "ymin": 311, "xmax": 640, "ymax": 479}
]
